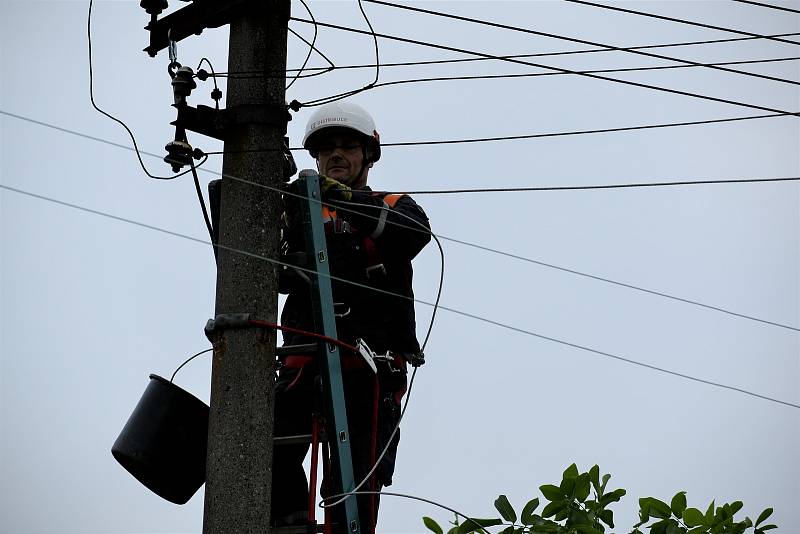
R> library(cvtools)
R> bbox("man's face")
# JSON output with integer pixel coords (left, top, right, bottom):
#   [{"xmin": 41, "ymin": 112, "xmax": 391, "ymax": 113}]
[{"xmin": 316, "ymin": 131, "xmax": 368, "ymax": 188}]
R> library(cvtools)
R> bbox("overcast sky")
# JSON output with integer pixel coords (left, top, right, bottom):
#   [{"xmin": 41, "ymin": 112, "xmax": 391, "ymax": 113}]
[{"xmin": 2, "ymin": 1, "xmax": 799, "ymax": 533}]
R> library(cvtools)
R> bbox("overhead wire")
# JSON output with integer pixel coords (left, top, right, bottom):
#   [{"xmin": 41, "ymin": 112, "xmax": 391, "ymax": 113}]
[
  {"xmin": 294, "ymin": 0, "xmax": 382, "ymax": 108},
  {"xmin": 290, "ymin": 17, "xmax": 800, "ymax": 116},
  {"xmin": 326, "ymin": 490, "xmax": 497, "ymax": 534},
  {"xmin": 4, "ymin": 182, "xmax": 799, "ymax": 410},
  {"xmin": 88, "ymin": 0, "xmax": 207, "ymax": 181},
  {"xmin": 286, "ymin": 0, "xmax": 334, "ymax": 90},
  {"xmin": 732, "ymin": 0, "xmax": 800, "ymax": 15},
  {"xmin": 565, "ymin": 0, "xmax": 800, "ymax": 47},
  {"xmin": 196, "ymin": 57, "xmax": 222, "ymax": 109},
  {"xmin": 214, "ymin": 30, "xmax": 800, "ymax": 78},
  {"xmin": 360, "ymin": 55, "xmax": 800, "ymax": 91},
  {"xmin": 4, "ymin": 107, "xmax": 800, "ymax": 335},
  {"xmin": 198, "ymin": 112, "xmax": 792, "ymax": 152},
  {"xmin": 363, "ymin": 0, "xmax": 800, "ymax": 87}
]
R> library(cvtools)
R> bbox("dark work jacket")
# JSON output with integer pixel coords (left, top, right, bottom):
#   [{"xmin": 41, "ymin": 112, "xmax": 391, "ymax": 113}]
[{"xmin": 280, "ymin": 185, "xmax": 431, "ymax": 355}]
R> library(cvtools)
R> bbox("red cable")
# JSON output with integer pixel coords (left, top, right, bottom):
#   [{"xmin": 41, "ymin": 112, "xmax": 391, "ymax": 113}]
[{"xmin": 247, "ymin": 319, "xmax": 358, "ymax": 353}]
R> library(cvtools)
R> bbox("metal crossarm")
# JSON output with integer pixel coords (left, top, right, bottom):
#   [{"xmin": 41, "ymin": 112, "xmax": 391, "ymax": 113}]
[{"xmin": 295, "ymin": 170, "xmax": 361, "ymax": 534}]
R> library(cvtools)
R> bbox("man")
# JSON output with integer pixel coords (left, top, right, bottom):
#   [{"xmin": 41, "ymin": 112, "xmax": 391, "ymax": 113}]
[{"xmin": 272, "ymin": 101, "xmax": 431, "ymax": 532}]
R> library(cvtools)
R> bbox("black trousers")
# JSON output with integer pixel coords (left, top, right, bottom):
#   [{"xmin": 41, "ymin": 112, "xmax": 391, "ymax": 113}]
[{"xmin": 271, "ymin": 364, "xmax": 405, "ymax": 533}]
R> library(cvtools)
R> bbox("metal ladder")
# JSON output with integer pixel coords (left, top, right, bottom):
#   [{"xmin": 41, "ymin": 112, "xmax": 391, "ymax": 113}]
[{"xmin": 273, "ymin": 170, "xmax": 361, "ymax": 534}]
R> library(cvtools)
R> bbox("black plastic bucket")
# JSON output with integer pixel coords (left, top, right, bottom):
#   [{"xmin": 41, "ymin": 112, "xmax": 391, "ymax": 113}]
[{"xmin": 112, "ymin": 374, "xmax": 209, "ymax": 504}]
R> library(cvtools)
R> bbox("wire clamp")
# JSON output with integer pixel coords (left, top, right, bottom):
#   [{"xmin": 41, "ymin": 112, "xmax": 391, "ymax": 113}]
[
  {"xmin": 204, "ymin": 312, "xmax": 252, "ymax": 341},
  {"xmin": 355, "ymin": 338, "xmax": 378, "ymax": 374}
]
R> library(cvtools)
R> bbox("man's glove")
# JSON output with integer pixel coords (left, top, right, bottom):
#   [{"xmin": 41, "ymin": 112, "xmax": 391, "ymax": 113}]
[{"xmin": 320, "ymin": 176, "xmax": 352, "ymax": 202}]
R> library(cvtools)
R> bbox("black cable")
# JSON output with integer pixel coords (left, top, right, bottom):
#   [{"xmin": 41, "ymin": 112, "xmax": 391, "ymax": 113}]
[
  {"xmin": 5, "ymin": 108, "xmax": 800, "ymax": 335},
  {"xmin": 196, "ymin": 112, "xmax": 790, "ymax": 152},
  {"xmin": 388, "ymin": 174, "xmax": 800, "ymax": 194},
  {"xmin": 326, "ymin": 490, "xmax": 498, "ymax": 534},
  {"xmin": 566, "ymin": 0, "xmax": 800, "ymax": 47},
  {"xmin": 292, "ymin": 0, "xmax": 381, "ymax": 108},
  {"xmin": 290, "ymin": 17, "xmax": 800, "ymax": 117},
  {"xmin": 365, "ymin": 0, "xmax": 800, "ymax": 87},
  {"xmin": 190, "ymin": 158, "xmax": 214, "ymax": 243},
  {"xmin": 286, "ymin": 0, "xmax": 334, "ymax": 90},
  {"xmin": 88, "ymin": 0, "xmax": 203, "ymax": 181},
  {"xmin": 196, "ymin": 57, "xmax": 221, "ymax": 110},
  {"xmin": 218, "ymin": 31, "xmax": 800, "ymax": 78},
  {"xmin": 171, "ymin": 348, "xmax": 213, "ymax": 382},
  {"xmin": 733, "ymin": 0, "xmax": 800, "ymax": 15},
  {"xmin": 360, "ymin": 0, "xmax": 380, "ymax": 89},
  {"xmin": 366, "ymin": 56, "xmax": 800, "ymax": 91},
  {"xmin": 5, "ymin": 182, "xmax": 799, "ymax": 410},
  {"xmin": 220, "ymin": 55, "xmax": 800, "ymax": 87}
]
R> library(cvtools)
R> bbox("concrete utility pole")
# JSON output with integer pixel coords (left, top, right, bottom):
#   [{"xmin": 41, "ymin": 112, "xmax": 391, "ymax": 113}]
[{"xmin": 204, "ymin": 1, "xmax": 290, "ymax": 532}]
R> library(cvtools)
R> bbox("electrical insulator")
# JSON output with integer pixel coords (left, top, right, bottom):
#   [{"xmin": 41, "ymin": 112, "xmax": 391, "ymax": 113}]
[
  {"xmin": 164, "ymin": 139, "xmax": 193, "ymax": 172},
  {"xmin": 140, "ymin": 0, "xmax": 168, "ymax": 16},
  {"xmin": 171, "ymin": 66, "xmax": 197, "ymax": 105}
]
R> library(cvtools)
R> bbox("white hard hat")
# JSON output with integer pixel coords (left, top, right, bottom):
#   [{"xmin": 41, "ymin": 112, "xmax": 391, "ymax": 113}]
[{"xmin": 303, "ymin": 101, "xmax": 381, "ymax": 163}]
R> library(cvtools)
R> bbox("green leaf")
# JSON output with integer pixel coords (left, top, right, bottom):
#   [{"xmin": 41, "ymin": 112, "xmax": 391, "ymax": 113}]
[
  {"xmin": 563, "ymin": 463, "xmax": 579, "ymax": 480},
  {"xmin": 729, "ymin": 501, "xmax": 743, "ymax": 516},
  {"xmin": 568, "ymin": 508, "xmax": 592, "ymax": 526},
  {"xmin": 521, "ymin": 498, "xmax": 540, "ymax": 525},
  {"xmin": 671, "ymin": 492, "xmax": 687, "ymax": 518},
  {"xmin": 499, "ymin": 527, "xmax": 515, "ymax": 534},
  {"xmin": 599, "ymin": 509, "xmax": 614, "ymax": 528},
  {"xmin": 600, "ymin": 474, "xmax": 611, "ymax": 493},
  {"xmin": 760, "ymin": 525, "xmax": 778, "ymax": 532},
  {"xmin": 447, "ymin": 527, "xmax": 459, "ymax": 534},
  {"xmin": 541, "ymin": 499, "xmax": 567, "ymax": 519},
  {"xmin": 540, "ymin": 484, "xmax": 563, "ymax": 502},
  {"xmin": 665, "ymin": 519, "xmax": 683, "ymax": 534},
  {"xmin": 756, "ymin": 509, "xmax": 773, "ymax": 527},
  {"xmin": 560, "ymin": 475, "xmax": 576, "ymax": 497},
  {"xmin": 423, "ymin": 517, "xmax": 444, "ymax": 534},
  {"xmin": 555, "ymin": 506, "xmax": 570, "ymax": 522},
  {"xmin": 651, "ymin": 519, "xmax": 669, "ymax": 534},
  {"xmin": 574, "ymin": 526, "xmax": 603, "ymax": 534},
  {"xmin": 589, "ymin": 465, "xmax": 600, "ymax": 491},
  {"xmin": 457, "ymin": 518, "xmax": 503, "ymax": 534},
  {"xmin": 687, "ymin": 527, "xmax": 707, "ymax": 534},
  {"xmin": 641, "ymin": 497, "xmax": 672, "ymax": 519},
  {"xmin": 683, "ymin": 508, "xmax": 705, "ymax": 528},
  {"xmin": 704, "ymin": 501, "xmax": 715, "ymax": 524},
  {"xmin": 494, "ymin": 495, "xmax": 517, "ymax": 523},
  {"xmin": 600, "ymin": 488, "xmax": 626, "ymax": 506},
  {"xmin": 575, "ymin": 474, "xmax": 591, "ymax": 502}
]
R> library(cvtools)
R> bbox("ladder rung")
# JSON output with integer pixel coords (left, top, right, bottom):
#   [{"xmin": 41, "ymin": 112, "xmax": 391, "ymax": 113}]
[
  {"xmin": 276, "ymin": 343, "xmax": 318, "ymax": 357},
  {"xmin": 271, "ymin": 524, "xmax": 325, "ymax": 534},
  {"xmin": 274, "ymin": 433, "xmax": 328, "ymax": 446}
]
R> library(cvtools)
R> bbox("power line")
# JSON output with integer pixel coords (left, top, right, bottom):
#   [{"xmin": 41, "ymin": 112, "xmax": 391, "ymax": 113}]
[
  {"xmin": 733, "ymin": 0, "xmax": 800, "ymax": 15},
  {"xmin": 202, "ymin": 112, "xmax": 791, "ymax": 151},
  {"xmin": 220, "ymin": 32, "xmax": 800, "ymax": 78},
  {"xmin": 294, "ymin": 0, "xmax": 382, "ymax": 108},
  {"xmin": 4, "ymin": 108, "xmax": 798, "ymax": 334},
  {"xmin": 286, "ymin": 0, "xmax": 335, "ymax": 90},
  {"xmin": 386, "ymin": 174, "xmax": 800, "ymax": 194},
  {"xmin": 364, "ymin": 0, "xmax": 800, "ymax": 87},
  {"xmin": 290, "ymin": 17, "xmax": 799, "ymax": 117},
  {"xmin": 365, "ymin": 56, "xmax": 800, "ymax": 92},
  {"xmin": 5, "ymin": 182, "xmax": 798, "ymax": 410},
  {"xmin": 566, "ymin": 0, "xmax": 800, "ymax": 47}
]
